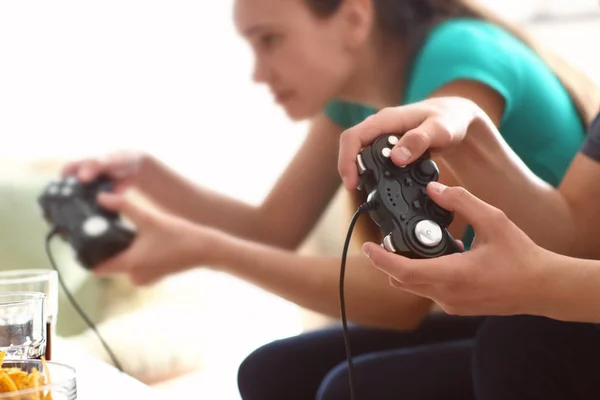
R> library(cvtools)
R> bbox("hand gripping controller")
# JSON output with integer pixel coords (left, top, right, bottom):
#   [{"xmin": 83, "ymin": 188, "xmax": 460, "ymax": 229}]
[
  {"xmin": 356, "ymin": 135, "xmax": 462, "ymax": 258},
  {"xmin": 38, "ymin": 175, "xmax": 136, "ymax": 269}
]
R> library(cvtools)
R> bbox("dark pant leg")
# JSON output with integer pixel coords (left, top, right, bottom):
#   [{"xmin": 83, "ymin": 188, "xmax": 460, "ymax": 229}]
[
  {"xmin": 316, "ymin": 338, "xmax": 475, "ymax": 400},
  {"xmin": 473, "ymin": 315, "xmax": 600, "ymax": 400},
  {"xmin": 237, "ymin": 313, "xmax": 484, "ymax": 400}
]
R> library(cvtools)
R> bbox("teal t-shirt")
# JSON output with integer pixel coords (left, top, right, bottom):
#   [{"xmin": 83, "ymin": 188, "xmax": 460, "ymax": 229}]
[{"xmin": 325, "ymin": 18, "xmax": 586, "ymax": 249}]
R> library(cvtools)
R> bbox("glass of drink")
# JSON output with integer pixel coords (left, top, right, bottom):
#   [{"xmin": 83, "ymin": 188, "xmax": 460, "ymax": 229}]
[
  {"xmin": 0, "ymin": 270, "xmax": 58, "ymax": 360},
  {"xmin": 0, "ymin": 292, "xmax": 46, "ymax": 360},
  {"xmin": 0, "ymin": 359, "xmax": 76, "ymax": 400}
]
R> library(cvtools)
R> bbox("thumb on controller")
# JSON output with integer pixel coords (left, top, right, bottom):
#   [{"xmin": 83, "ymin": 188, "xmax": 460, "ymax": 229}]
[{"xmin": 97, "ymin": 192, "xmax": 149, "ymax": 225}]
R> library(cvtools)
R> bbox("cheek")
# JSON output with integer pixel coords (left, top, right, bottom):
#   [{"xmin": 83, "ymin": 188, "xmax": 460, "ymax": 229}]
[{"xmin": 282, "ymin": 43, "xmax": 350, "ymax": 107}]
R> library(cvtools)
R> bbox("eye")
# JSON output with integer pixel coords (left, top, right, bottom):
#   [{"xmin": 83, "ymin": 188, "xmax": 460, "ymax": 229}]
[{"xmin": 259, "ymin": 33, "xmax": 282, "ymax": 50}]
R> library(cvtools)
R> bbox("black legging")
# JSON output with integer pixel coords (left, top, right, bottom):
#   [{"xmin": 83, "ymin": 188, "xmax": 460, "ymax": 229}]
[
  {"xmin": 237, "ymin": 314, "xmax": 600, "ymax": 400},
  {"xmin": 238, "ymin": 313, "xmax": 483, "ymax": 400}
]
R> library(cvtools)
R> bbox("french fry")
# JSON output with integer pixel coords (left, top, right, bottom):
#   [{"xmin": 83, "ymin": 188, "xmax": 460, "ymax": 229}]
[{"xmin": 0, "ymin": 351, "xmax": 54, "ymax": 399}]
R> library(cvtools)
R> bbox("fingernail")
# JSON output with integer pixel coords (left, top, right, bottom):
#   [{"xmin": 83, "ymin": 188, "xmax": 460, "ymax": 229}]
[
  {"xmin": 429, "ymin": 181, "xmax": 447, "ymax": 194},
  {"xmin": 362, "ymin": 243, "xmax": 371, "ymax": 258},
  {"xmin": 393, "ymin": 147, "xmax": 411, "ymax": 163}
]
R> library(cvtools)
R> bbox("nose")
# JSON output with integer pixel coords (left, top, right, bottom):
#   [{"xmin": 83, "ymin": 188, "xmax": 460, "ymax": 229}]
[{"xmin": 252, "ymin": 58, "xmax": 269, "ymax": 84}]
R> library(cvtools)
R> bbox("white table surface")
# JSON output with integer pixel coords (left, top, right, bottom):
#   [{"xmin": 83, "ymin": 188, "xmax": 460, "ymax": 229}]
[{"xmin": 52, "ymin": 340, "xmax": 160, "ymax": 399}]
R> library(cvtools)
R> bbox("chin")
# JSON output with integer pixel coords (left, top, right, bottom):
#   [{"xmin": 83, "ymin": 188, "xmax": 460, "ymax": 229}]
[{"xmin": 280, "ymin": 101, "xmax": 322, "ymax": 122}]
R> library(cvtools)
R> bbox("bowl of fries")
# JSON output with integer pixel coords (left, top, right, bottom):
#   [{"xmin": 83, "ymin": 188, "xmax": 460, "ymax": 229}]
[{"xmin": 0, "ymin": 351, "xmax": 76, "ymax": 399}]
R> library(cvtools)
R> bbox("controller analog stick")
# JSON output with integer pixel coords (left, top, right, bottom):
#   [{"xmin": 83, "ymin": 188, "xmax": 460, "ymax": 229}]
[
  {"xmin": 415, "ymin": 160, "xmax": 439, "ymax": 182},
  {"xmin": 414, "ymin": 220, "xmax": 442, "ymax": 247},
  {"xmin": 82, "ymin": 216, "xmax": 109, "ymax": 237}
]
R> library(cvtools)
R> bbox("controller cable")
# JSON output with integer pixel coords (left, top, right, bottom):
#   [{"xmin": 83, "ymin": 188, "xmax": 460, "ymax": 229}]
[
  {"xmin": 339, "ymin": 199, "xmax": 378, "ymax": 400},
  {"xmin": 45, "ymin": 228, "xmax": 124, "ymax": 372}
]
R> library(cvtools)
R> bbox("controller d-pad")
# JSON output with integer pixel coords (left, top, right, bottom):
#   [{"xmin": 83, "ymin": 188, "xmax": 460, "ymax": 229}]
[
  {"xmin": 82, "ymin": 216, "xmax": 109, "ymax": 237},
  {"xmin": 414, "ymin": 220, "xmax": 442, "ymax": 247}
]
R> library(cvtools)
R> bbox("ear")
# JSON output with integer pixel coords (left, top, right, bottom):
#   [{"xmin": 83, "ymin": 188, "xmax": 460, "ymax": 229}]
[{"xmin": 340, "ymin": 0, "xmax": 374, "ymax": 49}]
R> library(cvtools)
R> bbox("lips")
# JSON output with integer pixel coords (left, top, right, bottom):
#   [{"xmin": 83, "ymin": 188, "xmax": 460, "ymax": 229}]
[{"xmin": 274, "ymin": 90, "xmax": 295, "ymax": 103}]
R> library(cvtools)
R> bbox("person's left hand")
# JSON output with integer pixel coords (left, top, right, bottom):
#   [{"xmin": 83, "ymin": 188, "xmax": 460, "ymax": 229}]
[
  {"xmin": 91, "ymin": 192, "xmax": 225, "ymax": 285},
  {"xmin": 362, "ymin": 181, "xmax": 554, "ymax": 317}
]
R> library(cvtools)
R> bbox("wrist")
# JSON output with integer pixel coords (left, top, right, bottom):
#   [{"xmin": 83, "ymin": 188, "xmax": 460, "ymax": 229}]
[
  {"xmin": 523, "ymin": 248, "xmax": 566, "ymax": 318},
  {"xmin": 441, "ymin": 111, "xmax": 494, "ymax": 167},
  {"xmin": 135, "ymin": 153, "xmax": 160, "ymax": 190},
  {"xmin": 530, "ymin": 250, "xmax": 597, "ymax": 322},
  {"xmin": 189, "ymin": 223, "xmax": 235, "ymax": 271}
]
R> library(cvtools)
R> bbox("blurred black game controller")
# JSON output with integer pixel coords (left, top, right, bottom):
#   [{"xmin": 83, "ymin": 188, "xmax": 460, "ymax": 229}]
[
  {"xmin": 38, "ymin": 175, "xmax": 136, "ymax": 269},
  {"xmin": 356, "ymin": 134, "xmax": 463, "ymax": 258}
]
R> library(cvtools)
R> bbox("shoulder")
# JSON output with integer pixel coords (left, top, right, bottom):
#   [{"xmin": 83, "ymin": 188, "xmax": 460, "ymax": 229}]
[
  {"xmin": 415, "ymin": 18, "xmax": 526, "ymax": 62},
  {"xmin": 405, "ymin": 18, "xmax": 530, "ymax": 118}
]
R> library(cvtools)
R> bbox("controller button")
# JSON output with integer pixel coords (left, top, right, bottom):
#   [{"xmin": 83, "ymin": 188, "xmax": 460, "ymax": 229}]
[
  {"xmin": 47, "ymin": 184, "xmax": 59, "ymax": 195},
  {"xmin": 387, "ymin": 136, "xmax": 399, "ymax": 146},
  {"xmin": 404, "ymin": 177, "xmax": 412, "ymax": 186},
  {"xmin": 384, "ymin": 171, "xmax": 390, "ymax": 177},
  {"xmin": 383, "ymin": 234, "xmax": 397, "ymax": 253},
  {"xmin": 412, "ymin": 200, "xmax": 421, "ymax": 210},
  {"xmin": 357, "ymin": 154, "xmax": 367, "ymax": 175},
  {"xmin": 61, "ymin": 186, "xmax": 73, "ymax": 197},
  {"xmin": 414, "ymin": 220, "xmax": 442, "ymax": 247},
  {"xmin": 382, "ymin": 148, "xmax": 392, "ymax": 158},
  {"xmin": 367, "ymin": 190, "xmax": 376, "ymax": 202},
  {"xmin": 65, "ymin": 176, "xmax": 78, "ymax": 186},
  {"xmin": 82, "ymin": 216, "xmax": 109, "ymax": 237},
  {"xmin": 400, "ymin": 214, "xmax": 407, "ymax": 221}
]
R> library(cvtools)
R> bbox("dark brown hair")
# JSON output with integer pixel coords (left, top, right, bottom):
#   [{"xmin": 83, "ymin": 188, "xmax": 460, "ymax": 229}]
[{"xmin": 304, "ymin": 0, "xmax": 600, "ymax": 246}]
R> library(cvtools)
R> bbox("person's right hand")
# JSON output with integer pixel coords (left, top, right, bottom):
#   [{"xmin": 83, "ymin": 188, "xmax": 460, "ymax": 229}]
[
  {"xmin": 362, "ymin": 182, "xmax": 553, "ymax": 317},
  {"xmin": 338, "ymin": 96, "xmax": 495, "ymax": 190},
  {"xmin": 61, "ymin": 150, "xmax": 147, "ymax": 192}
]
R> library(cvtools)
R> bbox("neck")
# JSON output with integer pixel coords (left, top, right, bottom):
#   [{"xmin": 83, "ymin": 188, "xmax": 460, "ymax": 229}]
[{"xmin": 338, "ymin": 38, "xmax": 408, "ymax": 109}]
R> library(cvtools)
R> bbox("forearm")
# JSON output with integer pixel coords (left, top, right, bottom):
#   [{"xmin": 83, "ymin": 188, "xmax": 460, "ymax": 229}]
[
  {"xmin": 534, "ymin": 250, "xmax": 600, "ymax": 323},
  {"xmin": 208, "ymin": 232, "xmax": 432, "ymax": 330},
  {"xmin": 441, "ymin": 115, "xmax": 575, "ymax": 254},
  {"xmin": 136, "ymin": 156, "xmax": 269, "ymax": 243}
]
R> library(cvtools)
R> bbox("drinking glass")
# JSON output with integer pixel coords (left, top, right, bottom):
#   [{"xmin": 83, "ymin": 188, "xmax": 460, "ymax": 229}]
[
  {"xmin": 0, "ymin": 270, "xmax": 58, "ymax": 360},
  {"xmin": 0, "ymin": 292, "xmax": 46, "ymax": 360},
  {"xmin": 0, "ymin": 359, "xmax": 76, "ymax": 400}
]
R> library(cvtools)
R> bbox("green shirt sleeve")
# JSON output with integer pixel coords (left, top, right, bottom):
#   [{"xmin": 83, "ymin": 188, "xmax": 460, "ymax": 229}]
[{"xmin": 405, "ymin": 19, "xmax": 523, "ymax": 122}]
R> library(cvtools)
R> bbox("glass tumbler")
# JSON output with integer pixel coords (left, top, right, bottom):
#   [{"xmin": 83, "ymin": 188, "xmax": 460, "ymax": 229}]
[
  {"xmin": 0, "ymin": 359, "xmax": 76, "ymax": 400},
  {"xmin": 0, "ymin": 270, "xmax": 58, "ymax": 360},
  {"xmin": 0, "ymin": 292, "xmax": 46, "ymax": 360}
]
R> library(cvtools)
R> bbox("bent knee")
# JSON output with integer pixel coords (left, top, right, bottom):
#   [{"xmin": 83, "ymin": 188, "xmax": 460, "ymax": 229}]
[{"xmin": 237, "ymin": 340, "xmax": 291, "ymax": 400}]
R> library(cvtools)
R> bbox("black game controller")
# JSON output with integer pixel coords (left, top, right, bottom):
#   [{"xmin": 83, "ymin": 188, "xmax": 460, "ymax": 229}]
[
  {"xmin": 356, "ymin": 134, "xmax": 462, "ymax": 258},
  {"xmin": 38, "ymin": 175, "xmax": 136, "ymax": 269}
]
